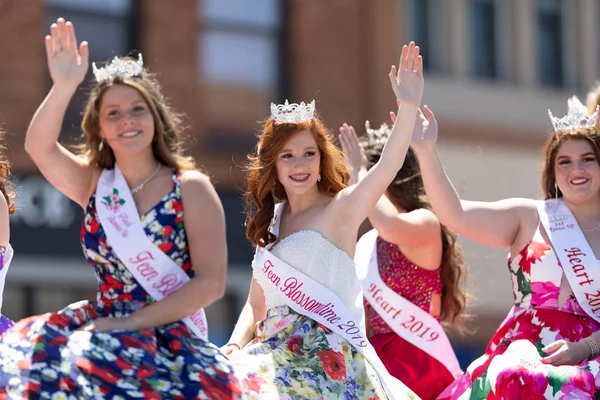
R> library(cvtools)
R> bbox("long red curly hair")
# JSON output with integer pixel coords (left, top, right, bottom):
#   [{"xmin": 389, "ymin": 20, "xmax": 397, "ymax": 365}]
[
  {"xmin": 0, "ymin": 131, "xmax": 15, "ymax": 215},
  {"xmin": 244, "ymin": 116, "xmax": 348, "ymax": 247}
]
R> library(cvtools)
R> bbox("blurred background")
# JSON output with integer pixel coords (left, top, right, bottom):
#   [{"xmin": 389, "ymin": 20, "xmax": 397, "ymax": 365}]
[{"xmin": 0, "ymin": 0, "xmax": 596, "ymax": 369}]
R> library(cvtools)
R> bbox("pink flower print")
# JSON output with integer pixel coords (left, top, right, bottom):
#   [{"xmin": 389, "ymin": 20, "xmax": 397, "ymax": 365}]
[
  {"xmin": 530, "ymin": 281, "xmax": 560, "ymax": 309},
  {"xmin": 558, "ymin": 370, "xmax": 596, "ymax": 399},
  {"xmin": 102, "ymin": 188, "xmax": 126, "ymax": 213}
]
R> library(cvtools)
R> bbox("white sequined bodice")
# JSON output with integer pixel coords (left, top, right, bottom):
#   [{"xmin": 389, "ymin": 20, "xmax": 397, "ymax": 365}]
[{"xmin": 252, "ymin": 230, "xmax": 365, "ymax": 322}]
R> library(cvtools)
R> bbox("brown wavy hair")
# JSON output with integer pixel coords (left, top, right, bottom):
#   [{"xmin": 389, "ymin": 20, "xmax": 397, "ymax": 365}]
[
  {"xmin": 541, "ymin": 127, "xmax": 600, "ymax": 199},
  {"xmin": 362, "ymin": 140, "xmax": 470, "ymax": 332},
  {"xmin": 78, "ymin": 56, "xmax": 195, "ymax": 171},
  {"xmin": 244, "ymin": 116, "xmax": 348, "ymax": 247},
  {"xmin": 0, "ymin": 131, "xmax": 15, "ymax": 215}
]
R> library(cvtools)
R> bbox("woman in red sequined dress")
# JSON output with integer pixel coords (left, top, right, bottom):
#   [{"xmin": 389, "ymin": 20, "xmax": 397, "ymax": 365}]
[{"xmin": 340, "ymin": 120, "xmax": 469, "ymax": 400}]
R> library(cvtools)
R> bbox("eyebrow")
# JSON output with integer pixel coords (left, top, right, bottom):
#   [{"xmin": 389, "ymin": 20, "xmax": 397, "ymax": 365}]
[
  {"xmin": 280, "ymin": 146, "xmax": 318, "ymax": 153},
  {"xmin": 102, "ymin": 99, "xmax": 146, "ymax": 109},
  {"xmin": 557, "ymin": 152, "xmax": 596, "ymax": 159}
]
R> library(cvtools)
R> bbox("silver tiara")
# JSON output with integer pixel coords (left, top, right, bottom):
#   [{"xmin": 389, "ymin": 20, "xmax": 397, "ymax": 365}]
[
  {"xmin": 365, "ymin": 120, "xmax": 390, "ymax": 145},
  {"xmin": 270, "ymin": 100, "xmax": 315, "ymax": 123},
  {"xmin": 549, "ymin": 104, "xmax": 599, "ymax": 132},
  {"xmin": 92, "ymin": 53, "xmax": 144, "ymax": 83}
]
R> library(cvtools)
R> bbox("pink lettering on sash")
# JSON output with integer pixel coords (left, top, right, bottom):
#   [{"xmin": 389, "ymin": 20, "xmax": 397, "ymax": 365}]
[
  {"xmin": 129, "ymin": 251, "xmax": 159, "ymax": 281},
  {"xmin": 152, "ymin": 273, "xmax": 185, "ymax": 296}
]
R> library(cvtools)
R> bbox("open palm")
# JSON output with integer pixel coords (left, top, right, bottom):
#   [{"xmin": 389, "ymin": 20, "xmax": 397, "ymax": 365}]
[
  {"xmin": 389, "ymin": 41, "xmax": 424, "ymax": 106},
  {"xmin": 45, "ymin": 18, "xmax": 89, "ymax": 90}
]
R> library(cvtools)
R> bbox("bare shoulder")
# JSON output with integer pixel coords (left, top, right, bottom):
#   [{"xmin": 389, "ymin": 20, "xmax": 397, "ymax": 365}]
[{"xmin": 180, "ymin": 170, "xmax": 222, "ymax": 206}]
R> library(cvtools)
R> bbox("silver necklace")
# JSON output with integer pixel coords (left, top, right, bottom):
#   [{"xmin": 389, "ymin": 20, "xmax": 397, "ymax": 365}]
[
  {"xmin": 583, "ymin": 224, "xmax": 600, "ymax": 235},
  {"xmin": 131, "ymin": 163, "xmax": 161, "ymax": 194}
]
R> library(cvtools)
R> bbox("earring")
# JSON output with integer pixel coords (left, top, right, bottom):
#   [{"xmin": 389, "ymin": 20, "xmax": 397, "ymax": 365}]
[
  {"xmin": 98, "ymin": 139, "xmax": 104, "ymax": 151},
  {"xmin": 317, "ymin": 174, "xmax": 321, "ymax": 182},
  {"xmin": 554, "ymin": 182, "xmax": 559, "ymax": 201}
]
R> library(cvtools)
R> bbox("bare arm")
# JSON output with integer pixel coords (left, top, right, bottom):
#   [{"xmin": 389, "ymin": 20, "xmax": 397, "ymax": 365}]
[
  {"xmin": 26, "ymin": 18, "xmax": 96, "ymax": 208},
  {"xmin": 223, "ymin": 277, "xmax": 267, "ymax": 354},
  {"xmin": 412, "ymin": 106, "xmax": 534, "ymax": 248},
  {"xmin": 338, "ymin": 42, "xmax": 424, "ymax": 229},
  {"xmin": 124, "ymin": 171, "xmax": 228, "ymax": 330},
  {"xmin": 369, "ymin": 196, "xmax": 441, "ymax": 248},
  {"xmin": 340, "ymin": 124, "xmax": 440, "ymax": 248}
]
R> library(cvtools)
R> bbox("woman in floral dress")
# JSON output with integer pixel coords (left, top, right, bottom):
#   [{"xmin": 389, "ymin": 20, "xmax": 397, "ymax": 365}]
[
  {"xmin": 220, "ymin": 42, "xmax": 425, "ymax": 400},
  {"xmin": 0, "ymin": 18, "xmax": 242, "ymax": 399},
  {"xmin": 0, "ymin": 130, "xmax": 16, "ymax": 337},
  {"xmin": 405, "ymin": 101, "xmax": 600, "ymax": 399}
]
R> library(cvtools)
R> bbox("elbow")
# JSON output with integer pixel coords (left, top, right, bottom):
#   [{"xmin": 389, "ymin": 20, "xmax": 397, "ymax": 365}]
[{"xmin": 204, "ymin": 275, "xmax": 227, "ymax": 304}]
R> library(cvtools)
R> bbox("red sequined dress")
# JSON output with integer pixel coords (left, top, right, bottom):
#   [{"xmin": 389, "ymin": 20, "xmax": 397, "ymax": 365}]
[{"xmin": 364, "ymin": 236, "xmax": 453, "ymax": 400}]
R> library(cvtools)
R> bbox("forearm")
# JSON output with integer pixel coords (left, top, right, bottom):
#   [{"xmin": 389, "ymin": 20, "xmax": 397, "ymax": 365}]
[
  {"xmin": 413, "ymin": 146, "xmax": 465, "ymax": 231},
  {"xmin": 125, "ymin": 275, "xmax": 225, "ymax": 331},
  {"xmin": 227, "ymin": 302, "xmax": 262, "ymax": 348},
  {"xmin": 24, "ymin": 85, "xmax": 75, "ymax": 155},
  {"xmin": 378, "ymin": 103, "xmax": 418, "ymax": 175}
]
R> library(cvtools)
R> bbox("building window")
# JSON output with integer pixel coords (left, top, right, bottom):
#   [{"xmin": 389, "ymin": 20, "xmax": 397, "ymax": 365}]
[
  {"xmin": 537, "ymin": 0, "xmax": 563, "ymax": 87},
  {"xmin": 408, "ymin": 0, "xmax": 431, "ymax": 71},
  {"xmin": 199, "ymin": 0, "xmax": 282, "ymax": 94},
  {"xmin": 45, "ymin": 0, "xmax": 136, "ymax": 138},
  {"xmin": 471, "ymin": 0, "xmax": 496, "ymax": 79}
]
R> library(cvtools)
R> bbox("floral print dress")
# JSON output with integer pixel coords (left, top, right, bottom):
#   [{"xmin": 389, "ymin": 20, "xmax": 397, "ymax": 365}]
[
  {"xmin": 0, "ymin": 170, "xmax": 242, "ymax": 400},
  {"xmin": 438, "ymin": 226, "xmax": 600, "ymax": 399},
  {"xmin": 230, "ymin": 204, "xmax": 419, "ymax": 400},
  {"xmin": 0, "ymin": 245, "xmax": 14, "ymax": 336}
]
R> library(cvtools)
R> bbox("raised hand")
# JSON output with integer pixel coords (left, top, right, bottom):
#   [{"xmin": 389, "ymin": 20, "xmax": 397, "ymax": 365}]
[
  {"xmin": 389, "ymin": 41, "xmax": 424, "ymax": 106},
  {"xmin": 44, "ymin": 18, "xmax": 89, "ymax": 90},
  {"xmin": 339, "ymin": 123, "xmax": 368, "ymax": 185},
  {"xmin": 389, "ymin": 102, "xmax": 438, "ymax": 152}
]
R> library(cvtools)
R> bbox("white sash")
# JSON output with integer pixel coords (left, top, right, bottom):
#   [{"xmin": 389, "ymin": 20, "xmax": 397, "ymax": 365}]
[
  {"xmin": 537, "ymin": 199, "xmax": 600, "ymax": 323},
  {"xmin": 254, "ymin": 248, "xmax": 415, "ymax": 399},
  {"xmin": 96, "ymin": 164, "xmax": 208, "ymax": 340},
  {"xmin": 355, "ymin": 230, "xmax": 462, "ymax": 378},
  {"xmin": 0, "ymin": 245, "xmax": 13, "ymax": 315},
  {"xmin": 255, "ymin": 203, "xmax": 415, "ymax": 400}
]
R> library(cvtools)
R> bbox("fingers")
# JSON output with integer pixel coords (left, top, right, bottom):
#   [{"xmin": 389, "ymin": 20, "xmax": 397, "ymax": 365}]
[
  {"xmin": 413, "ymin": 46, "xmax": 420, "ymax": 70},
  {"xmin": 65, "ymin": 21, "xmax": 77, "ymax": 50},
  {"xmin": 543, "ymin": 340, "xmax": 567, "ymax": 353},
  {"xmin": 389, "ymin": 111, "xmax": 397, "ymax": 124},
  {"xmin": 389, "ymin": 65, "xmax": 397, "ymax": 86},
  {"xmin": 57, "ymin": 18, "xmax": 67, "ymax": 50},
  {"xmin": 44, "ymin": 35, "xmax": 53, "ymax": 59},
  {"xmin": 79, "ymin": 41, "xmax": 90, "ymax": 63},
  {"xmin": 423, "ymin": 105, "xmax": 437, "ymax": 124},
  {"xmin": 399, "ymin": 45, "xmax": 408, "ymax": 72},
  {"xmin": 404, "ymin": 42, "xmax": 415, "ymax": 71},
  {"xmin": 408, "ymin": 44, "xmax": 419, "ymax": 71},
  {"xmin": 339, "ymin": 130, "xmax": 350, "ymax": 154},
  {"xmin": 347, "ymin": 125, "xmax": 360, "ymax": 146},
  {"xmin": 50, "ymin": 23, "xmax": 59, "ymax": 53},
  {"xmin": 416, "ymin": 55, "xmax": 423, "ymax": 76}
]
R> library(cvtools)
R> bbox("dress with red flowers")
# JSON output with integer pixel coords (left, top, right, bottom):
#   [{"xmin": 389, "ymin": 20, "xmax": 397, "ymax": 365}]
[
  {"xmin": 0, "ymin": 245, "xmax": 14, "ymax": 336},
  {"xmin": 0, "ymin": 170, "xmax": 242, "ymax": 400},
  {"xmin": 438, "ymin": 226, "xmax": 600, "ymax": 399},
  {"xmin": 229, "ymin": 204, "xmax": 419, "ymax": 399},
  {"xmin": 364, "ymin": 236, "xmax": 452, "ymax": 400}
]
